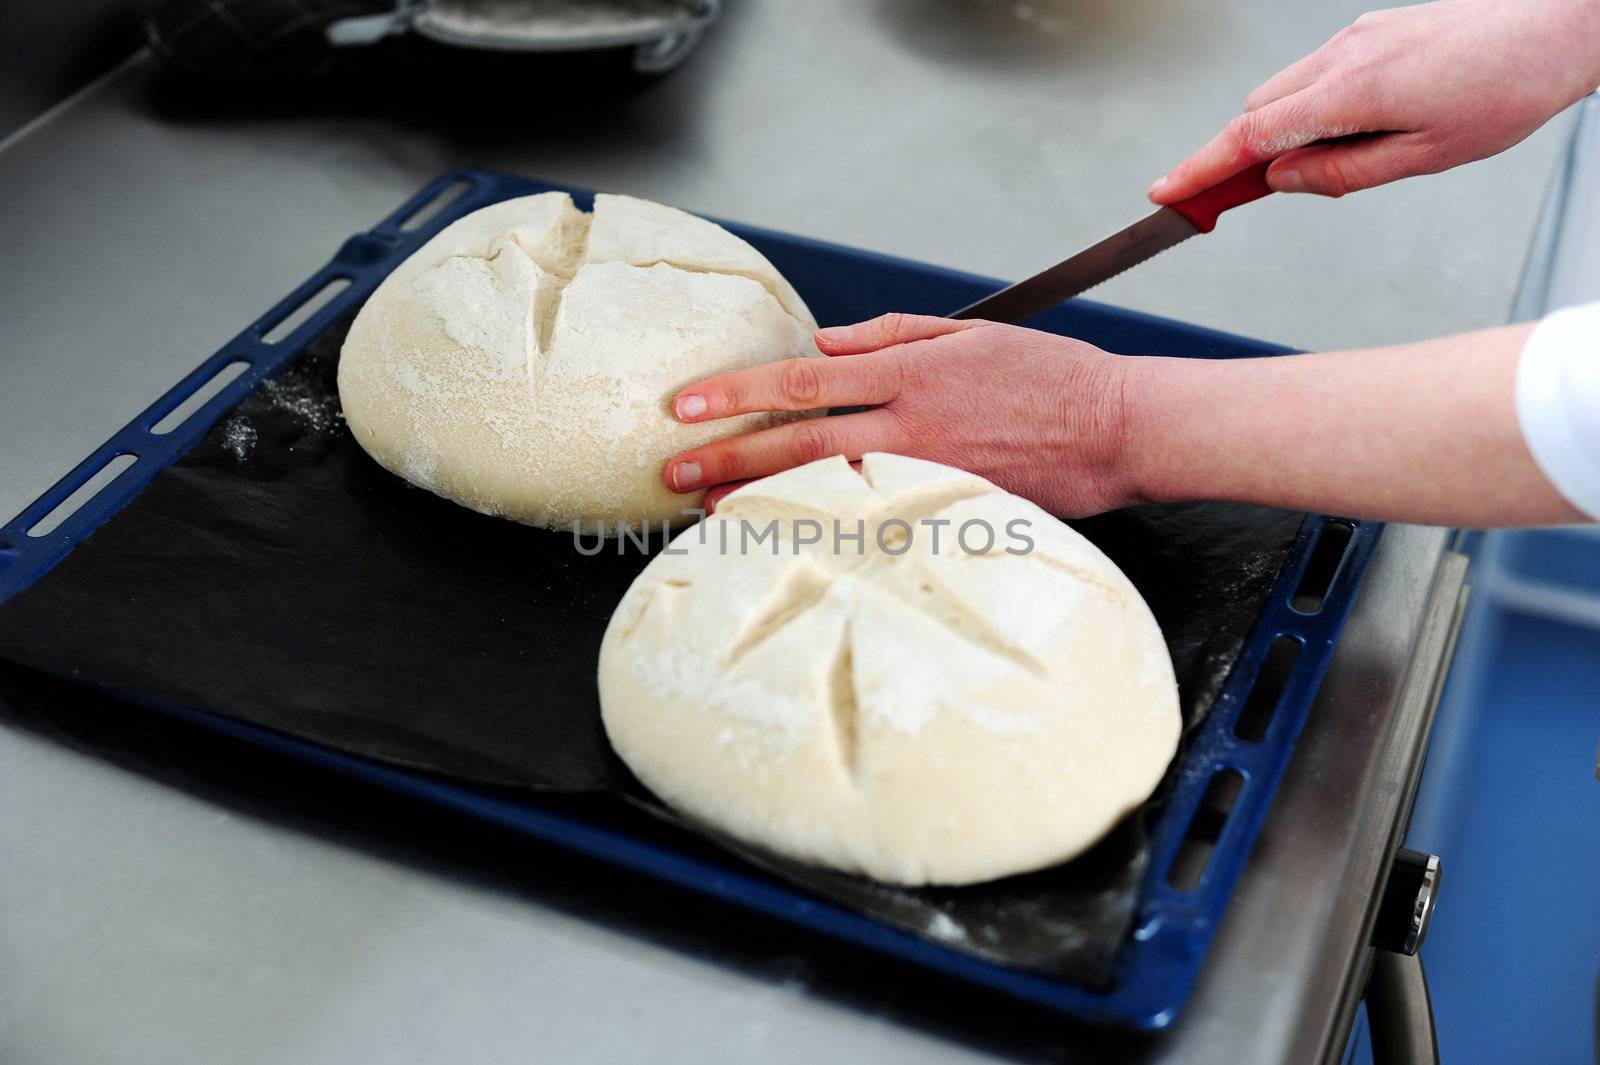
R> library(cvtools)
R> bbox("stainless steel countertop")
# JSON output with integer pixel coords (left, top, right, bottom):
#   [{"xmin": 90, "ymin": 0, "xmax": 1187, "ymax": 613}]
[{"xmin": 0, "ymin": 2, "xmax": 1551, "ymax": 1061}]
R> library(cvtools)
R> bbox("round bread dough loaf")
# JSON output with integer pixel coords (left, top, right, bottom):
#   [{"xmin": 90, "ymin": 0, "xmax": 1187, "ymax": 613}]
[
  {"xmin": 598, "ymin": 453, "xmax": 1181, "ymax": 886},
  {"xmin": 338, "ymin": 192, "xmax": 819, "ymax": 532}
]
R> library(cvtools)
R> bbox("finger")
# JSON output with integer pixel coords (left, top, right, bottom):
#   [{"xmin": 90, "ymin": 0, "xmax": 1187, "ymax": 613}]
[
  {"xmin": 1148, "ymin": 90, "xmax": 1338, "ymax": 204},
  {"xmin": 1242, "ymin": 47, "xmax": 1331, "ymax": 112},
  {"xmin": 701, "ymin": 480, "xmax": 753, "ymax": 513},
  {"xmin": 705, "ymin": 460, "xmax": 864, "ymax": 513},
  {"xmin": 664, "ymin": 410, "xmax": 907, "ymax": 492},
  {"xmin": 674, "ymin": 351, "xmax": 901, "ymax": 423},
  {"xmin": 1266, "ymin": 132, "xmax": 1435, "ymax": 197},
  {"xmin": 705, "ymin": 461, "xmax": 866, "ymax": 512},
  {"xmin": 814, "ymin": 312, "xmax": 985, "ymax": 356}
]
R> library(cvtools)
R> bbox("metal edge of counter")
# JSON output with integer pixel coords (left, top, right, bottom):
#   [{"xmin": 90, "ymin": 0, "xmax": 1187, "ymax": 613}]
[
  {"xmin": 1316, "ymin": 549, "xmax": 1470, "ymax": 1065},
  {"xmin": 1149, "ymin": 523, "xmax": 1458, "ymax": 1064}
]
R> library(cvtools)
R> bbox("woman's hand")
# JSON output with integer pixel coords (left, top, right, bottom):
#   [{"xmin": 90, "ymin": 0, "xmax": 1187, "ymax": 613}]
[
  {"xmin": 662, "ymin": 313, "xmax": 1135, "ymax": 517},
  {"xmin": 665, "ymin": 314, "xmax": 1585, "ymax": 528},
  {"xmin": 1149, "ymin": 0, "xmax": 1600, "ymax": 202}
]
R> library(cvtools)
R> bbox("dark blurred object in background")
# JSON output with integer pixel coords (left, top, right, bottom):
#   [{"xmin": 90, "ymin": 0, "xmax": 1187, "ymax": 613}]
[
  {"xmin": 0, "ymin": 0, "xmax": 142, "ymax": 141},
  {"xmin": 145, "ymin": 0, "xmax": 395, "ymax": 79},
  {"xmin": 144, "ymin": 0, "xmax": 722, "ymax": 80}
]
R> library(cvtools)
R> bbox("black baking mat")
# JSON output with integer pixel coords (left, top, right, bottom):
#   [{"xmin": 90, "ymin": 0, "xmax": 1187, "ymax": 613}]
[{"xmin": 0, "ymin": 312, "xmax": 1301, "ymax": 985}]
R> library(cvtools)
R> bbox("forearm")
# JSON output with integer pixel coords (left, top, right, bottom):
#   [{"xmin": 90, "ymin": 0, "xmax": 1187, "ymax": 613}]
[
  {"xmin": 1567, "ymin": 0, "xmax": 1600, "ymax": 85},
  {"xmin": 1121, "ymin": 324, "xmax": 1587, "ymax": 526},
  {"xmin": 1524, "ymin": 0, "xmax": 1600, "ymax": 98}
]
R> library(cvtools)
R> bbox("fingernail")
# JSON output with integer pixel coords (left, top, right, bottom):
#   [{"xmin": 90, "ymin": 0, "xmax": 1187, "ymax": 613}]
[
  {"xmin": 815, "ymin": 325, "xmax": 852, "ymax": 345},
  {"xmin": 1147, "ymin": 175, "xmax": 1168, "ymax": 196},
  {"xmin": 672, "ymin": 461, "xmax": 702, "ymax": 490},
  {"xmin": 1273, "ymin": 168, "xmax": 1304, "ymax": 192},
  {"xmin": 675, "ymin": 393, "xmax": 707, "ymax": 420}
]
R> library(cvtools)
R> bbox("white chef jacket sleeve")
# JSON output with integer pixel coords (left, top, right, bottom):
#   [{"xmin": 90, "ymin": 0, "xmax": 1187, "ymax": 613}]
[{"xmin": 1515, "ymin": 300, "xmax": 1600, "ymax": 521}]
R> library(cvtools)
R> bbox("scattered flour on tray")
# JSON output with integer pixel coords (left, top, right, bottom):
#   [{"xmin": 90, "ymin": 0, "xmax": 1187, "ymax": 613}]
[
  {"xmin": 924, "ymin": 910, "xmax": 968, "ymax": 944},
  {"xmin": 259, "ymin": 372, "xmax": 344, "ymax": 436},
  {"xmin": 219, "ymin": 417, "xmax": 257, "ymax": 463}
]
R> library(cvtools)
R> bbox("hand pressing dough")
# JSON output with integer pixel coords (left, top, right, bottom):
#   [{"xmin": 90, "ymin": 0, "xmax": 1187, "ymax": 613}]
[
  {"xmin": 338, "ymin": 192, "xmax": 819, "ymax": 532},
  {"xmin": 598, "ymin": 453, "xmax": 1181, "ymax": 886}
]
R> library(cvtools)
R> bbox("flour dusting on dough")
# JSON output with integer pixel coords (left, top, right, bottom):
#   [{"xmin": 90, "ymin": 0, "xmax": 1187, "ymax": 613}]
[{"xmin": 337, "ymin": 192, "xmax": 821, "ymax": 534}]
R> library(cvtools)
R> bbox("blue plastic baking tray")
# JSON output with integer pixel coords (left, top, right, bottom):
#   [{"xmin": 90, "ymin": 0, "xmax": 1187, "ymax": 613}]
[{"xmin": 0, "ymin": 169, "xmax": 1380, "ymax": 1030}]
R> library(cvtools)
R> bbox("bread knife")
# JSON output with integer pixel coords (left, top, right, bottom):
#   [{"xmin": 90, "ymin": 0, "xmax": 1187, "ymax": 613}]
[{"xmin": 951, "ymin": 162, "xmax": 1274, "ymax": 323}]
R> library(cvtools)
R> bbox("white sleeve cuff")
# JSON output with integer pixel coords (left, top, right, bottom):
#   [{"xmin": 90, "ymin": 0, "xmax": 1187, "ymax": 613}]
[{"xmin": 1516, "ymin": 300, "xmax": 1600, "ymax": 521}]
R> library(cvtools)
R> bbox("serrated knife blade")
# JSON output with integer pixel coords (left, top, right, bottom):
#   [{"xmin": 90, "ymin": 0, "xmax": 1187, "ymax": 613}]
[{"xmin": 951, "ymin": 162, "xmax": 1275, "ymax": 323}]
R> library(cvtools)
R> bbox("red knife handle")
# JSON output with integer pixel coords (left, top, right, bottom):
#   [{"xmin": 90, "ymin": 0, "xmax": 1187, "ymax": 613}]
[{"xmin": 1168, "ymin": 162, "xmax": 1274, "ymax": 233}]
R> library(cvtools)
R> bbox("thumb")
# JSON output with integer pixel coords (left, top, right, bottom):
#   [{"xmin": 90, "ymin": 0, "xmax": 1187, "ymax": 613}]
[
  {"xmin": 815, "ymin": 312, "xmax": 984, "ymax": 355},
  {"xmin": 1267, "ymin": 133, "xmax": 1436, "ymax": 197}
]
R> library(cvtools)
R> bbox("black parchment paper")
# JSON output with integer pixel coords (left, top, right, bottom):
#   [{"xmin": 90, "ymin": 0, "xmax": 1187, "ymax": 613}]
[{"xmin": 0, "ymin": 314, "xmax": 1302, "ymax": 986}]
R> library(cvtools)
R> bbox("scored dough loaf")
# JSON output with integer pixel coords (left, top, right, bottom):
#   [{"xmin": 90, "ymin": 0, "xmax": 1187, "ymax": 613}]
[
  {"xmin": 337, "ymin": 191, "xmax": 820, "ymax": 532},
  {"xmin": 598, "ymin": 453, "xmax": 1182, "ymax": 886}
]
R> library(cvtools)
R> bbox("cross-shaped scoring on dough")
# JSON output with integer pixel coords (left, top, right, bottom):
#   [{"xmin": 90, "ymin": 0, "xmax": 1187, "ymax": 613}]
[
  {"xmin": 599, "ymin": 452, "xmax": 1180, "ymax": 886},
  {"xmin": 666, "ymin": 454, "xmax": 1126, "ymax": 782}
]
